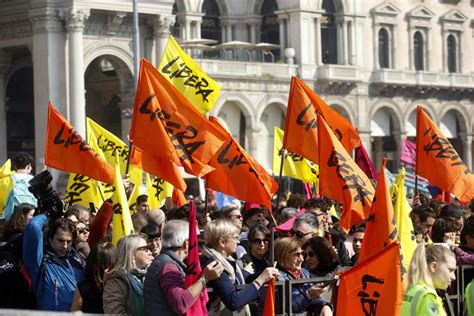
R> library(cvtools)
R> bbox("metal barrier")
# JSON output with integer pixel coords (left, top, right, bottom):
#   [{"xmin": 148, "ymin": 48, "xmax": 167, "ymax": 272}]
[{"xmin": 445, "ymin": 264, "xmax": 474, "ymax": 316}]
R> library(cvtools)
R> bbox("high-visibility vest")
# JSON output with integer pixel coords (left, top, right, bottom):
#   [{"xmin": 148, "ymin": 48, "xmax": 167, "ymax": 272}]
[
  {"xmin": 401, "ymin": 281, "xmax": 446, "ymax": 316},
  {"xmin": 467, "ymin": 280, "xmax": 474, "ymax": 316}
]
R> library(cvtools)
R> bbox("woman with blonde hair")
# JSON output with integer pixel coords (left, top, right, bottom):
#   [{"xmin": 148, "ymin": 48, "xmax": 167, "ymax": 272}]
[
  {"xmin": 103, "ymin": 234, "xmax": 153, "ymax": 315},
  {"xmin": 202, "ymin": 219, "xmax": 279, "ymax": 316},
  {"xmin": 402, "ymin": 243, "xmax": 457, "ymax": 315}
]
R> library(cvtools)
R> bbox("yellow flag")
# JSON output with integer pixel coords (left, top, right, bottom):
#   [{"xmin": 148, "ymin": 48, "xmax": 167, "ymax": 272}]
[
  {"xmin": 112, "ymin": 158, "xmax": 134, "ymax": 245},
  {"xmin": 87, "ymin": 117, "xmax": 142, "ymax": 202},
  {"xmin": 158, "ymin": 35, "xmax": 220, "ymax": 114},
  {"xmin": 65, "ymin": 173, "xmax": 104, "ymax": 209},
  {"xmin": 0, "ymin": 177, "xmax": 13, "ymax": 217},
  {"xmin": 146, "ymin": 173, "xmax": 173, "ymax": 209},
  {"xmin": 0, "ymin": 159, "xmax": 13, "ymax": 179},
  {"xmin": 391, "ymin": 167, "xmax": 417, "ymax": 280},
  {"xmin": 273, "ymin": 127, "xmax": 318, "ymax": 184},
  {"xmin": 128, "ymin": 168, "xmax": 144, "ymax": 214}
]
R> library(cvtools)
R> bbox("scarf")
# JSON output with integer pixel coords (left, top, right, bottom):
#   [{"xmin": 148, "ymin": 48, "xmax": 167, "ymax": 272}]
[
  {"xmin": 202, "ymin": 245, "xmax": 251, "ymax": 316},
  {"xmin": 202, "ymin": 245, "xmax": 245, "ymax": 285}
]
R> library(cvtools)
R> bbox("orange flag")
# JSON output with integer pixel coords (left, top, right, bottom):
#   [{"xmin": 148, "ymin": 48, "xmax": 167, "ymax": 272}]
[
  {"xmin": 130, "ymin": 146, "xmax": 186, "ymax": 192},
  {"xmin": 283, "ymin": 77, "xmax": 360, "ymax": 164},
  {"xmin": 416, "ymin": 106, "xmax": 474, "ymax": 203},
  {"xmin": 130, "ymin": 59, "xmax": 226, "ymax": 178},
  {"xmin": 336, "ymin": 242, "xmax": 403, "ymax": 316},
  {"xmin": 357, "ymin": 158, "xmax": 398, "ymax": 264},
  {"xmin": 45, "ymin": 102, "xmax": 114, "ymax": 184},
  {"xmin": 205, "ymin": 116, "xmax": 278, "ymax": 211},
  {"xmin": 262, "ymin": 278, "xmax": 276, "ymax": 316},
  {"xmin": 318, "ymin": 114, "xmax": 374, "ymax": 232}
]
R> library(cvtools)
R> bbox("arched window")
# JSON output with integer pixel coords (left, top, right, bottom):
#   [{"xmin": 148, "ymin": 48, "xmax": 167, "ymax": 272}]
[
  {"xmin": 447, "ymin": 34, "xmax": 457, "ymax": 73},
  {"xmin": 260, "ymin": 0, "xmax": 280, "ymax": 61},
  {"xmin": 201, "ymin": 0, "xmax": 221, "ymax": 42},
  {"xmin": 378, "ymin": 28, "xmax": 389, "ymax": 68},
  {"xmin": 414, "ymin": 31, "xmax": 424, "ymax": 71},
  {"xmin": 321, "ymin": 0, "xmax": 337, "ymax": 64}
]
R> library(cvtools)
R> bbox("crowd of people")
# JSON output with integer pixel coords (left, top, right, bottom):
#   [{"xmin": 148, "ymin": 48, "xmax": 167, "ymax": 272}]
[{"xmin": 0, "ymin": 152, "xmax": 473, "ymax": 315}]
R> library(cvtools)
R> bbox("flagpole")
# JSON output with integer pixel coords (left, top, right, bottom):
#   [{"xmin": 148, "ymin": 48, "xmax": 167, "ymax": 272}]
[{"xmin": 272, "ymin": 149, "xmax": 286, "ymax": 264}]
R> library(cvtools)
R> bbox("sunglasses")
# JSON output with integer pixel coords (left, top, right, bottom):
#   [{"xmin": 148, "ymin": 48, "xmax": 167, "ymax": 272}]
[
  {"xmin": 304, "ymin": 251, "xmax": 315, "ymax": 259},
  {"xmin": 290, "ymin": 230, "xmax": 313, "ymax": 239},
  {"xmin": 136, "ymin": 245, "xmax": 152, "ymax": 252},
  {"xmin": 251, "ymin": 238, "xmax": 269, "ymax": 244},
  {"xmin": 77, "ymin": 227, "xmax": 90, "ymax": 234}
]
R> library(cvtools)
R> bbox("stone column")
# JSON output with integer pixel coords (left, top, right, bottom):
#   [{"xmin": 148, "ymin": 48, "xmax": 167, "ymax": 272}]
[
  {"xmin": 0, "ymin": 51, "xmax": 11, "ymax": 163},
  {"xmin": 29, "ymin": 8, "xmax": 67, "ymax": 171},
  {"xmin": 152, "ymin": 15, "xmax": 174, "ymax": 64},
  {"xmin": 373, "ymin": 26, "xmax": 379, "ymax": 69},
  {"xmin": 278, "ymin": 17, "xmax": 287, "ymax": 59},
  {"xmin": 65, "ymin": 8, "xmax": 90, "ymax": 136},
  {"xmin": 315, "ymin": 16, "xmax": 322, "ymax": 65},
  {"xmin": 373, "ymin": 137, "xmax": 384, "ymax": 172},
  {"xmin": 342, "ymin": 20, "xmax": 348, "ymax": 65},
  {"xmin": 463, "ymin": 134, "xmax": 472, "ymax": 170},
  {"xmin": 336, "ymin": 22, "xmax": 344, "ymax": 64},
  {"xmin": 118, "ymin": 92, "xmax": 135, "ymax": 142}
]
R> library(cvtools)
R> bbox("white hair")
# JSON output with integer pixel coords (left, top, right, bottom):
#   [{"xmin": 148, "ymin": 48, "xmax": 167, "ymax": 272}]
[{"xmin": 161, "ymin": 220, "xmax": 189, "ymax": 249}]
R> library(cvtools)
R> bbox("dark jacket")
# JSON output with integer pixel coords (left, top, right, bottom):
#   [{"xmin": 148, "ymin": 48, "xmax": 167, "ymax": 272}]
[
  {"xmin": 23, "ymin": 214, "xmax": 84, "ymax": 311},
  {"xmin": 202, "ymin": 256, "xmax": 259, "ymax": 315},
  {"xmin": 144, "ymin": 249, "xmax": 188, "ymax": 316},
  {"xmin": 277, "ymin": 265, "xmax": 329, "ymax": 314}
]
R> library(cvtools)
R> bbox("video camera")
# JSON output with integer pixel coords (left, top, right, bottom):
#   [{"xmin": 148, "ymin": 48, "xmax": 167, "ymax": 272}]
[{"xmin": 28, "ymin": 170, "xmax": 66, "ymax": 219}]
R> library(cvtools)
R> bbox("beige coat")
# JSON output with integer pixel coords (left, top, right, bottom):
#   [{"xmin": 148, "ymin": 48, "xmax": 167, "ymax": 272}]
[{"xmin": 103, "ymin": 269, "xmax": 136, "ymax": 315}]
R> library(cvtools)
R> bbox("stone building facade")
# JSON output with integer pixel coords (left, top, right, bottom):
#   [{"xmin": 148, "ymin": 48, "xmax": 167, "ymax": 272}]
[{"xmin": 0, "ymin": 0, "xmax": 472, "ymax": 182}]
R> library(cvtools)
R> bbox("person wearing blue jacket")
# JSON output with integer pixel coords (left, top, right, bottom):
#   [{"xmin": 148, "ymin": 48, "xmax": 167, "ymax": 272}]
[{"xmin": 23, "ymin": 214, "xmax": 85, "ymax": 311}]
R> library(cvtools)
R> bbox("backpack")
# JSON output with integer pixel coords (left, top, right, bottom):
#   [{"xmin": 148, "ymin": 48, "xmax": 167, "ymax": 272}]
[{"xmin": 3, "ymin": 174, "xmax": 37, "ymax": 220}]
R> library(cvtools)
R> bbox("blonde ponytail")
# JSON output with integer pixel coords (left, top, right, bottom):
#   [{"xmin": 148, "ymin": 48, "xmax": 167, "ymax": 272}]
[{"xmin": 407, "ymin": 243, "xmax": 455, "ymax": 289}]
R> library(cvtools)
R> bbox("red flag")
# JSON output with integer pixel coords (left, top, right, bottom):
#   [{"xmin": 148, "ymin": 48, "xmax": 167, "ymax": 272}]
[
  {"xmin": 283, "ymin": 77, "xmax": 360, "ymax": 164},
  {"xmin": 416, "ymin": 106, "xmax": 474, "ymax": 203},
  {"xmin": 205, "ymin": 116, "xmax": 278, "ymax": 211},
  {"xmin": 45, "ymin": 102, "xmax": 114, "ymax": 184},
  {"xmin": 318, "ymin": 114, "xmax": 374, "ymax": 232},
  {"xmin": 185, "ymin": 200, "xmax": 208, "ymax": 316},
  {"xmin": 400, "ymin": 139, "xmax": 416, "ymax": 171},
  {"xmin": 274, "ymin": 208, "xmax": 306, "ymax": 232},
  {"xmin": 262, "ymin": 278, "xmax": 276, "ymax": 316},
  {"xmin": 355, "ymin": 144, "xmax": 378, "ymax": 181},
  {"xmin": 357, "ymin": 158, "xmax": 398, "ymax": 264},
  {"xmin": 130, "ymin": 59, "xmax": 226, "ymax": 178},
  {"xmin": 336, "ymin": 242, "xmax": 403, "ymax": 316}
]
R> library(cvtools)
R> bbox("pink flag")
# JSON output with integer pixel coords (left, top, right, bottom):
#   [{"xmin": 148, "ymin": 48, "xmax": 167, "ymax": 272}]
[
  {"xmin": 274, "ymin": 208, "xmax": 306, "ymax": 232},
  {"xmin": 355, "ymin": 144, "xmax": 378, "ymax": 181},
  {"xmin": 185, "ymin": 200, "xmax": 208, "ymax": 316},
  {"xmin": 303, "ymin": 183, "xmax": 312, "ymax": 200},
  {"xmin": 400, "ymin": 139, "xmax": 416, "ymax": 171}
]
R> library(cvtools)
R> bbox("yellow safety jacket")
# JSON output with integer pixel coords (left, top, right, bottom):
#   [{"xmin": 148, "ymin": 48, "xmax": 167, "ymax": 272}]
[
  {"xmin": 401, "ymin": 281, "xmax": 446, "ymax": 316},
  {"xmin": 466, "ymin": 280, "xmax": 474, "ymax": 316}
]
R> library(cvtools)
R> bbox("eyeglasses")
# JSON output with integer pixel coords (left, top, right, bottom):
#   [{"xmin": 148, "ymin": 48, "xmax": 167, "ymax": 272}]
[
  {"xmin": 290, "ymin": 230, "xmax": 313, "ymax": 239},
  {"xmin": 136, "ymin": 245, "xmax": 152, "ymax": 253},
  {"xmin": 304, "ymin": 251, "xmax": 315, "ymax": 259},
  {"xmin": 77, "ymin": 227, "xmax": 90, "ymax": 234},
  {"xmin": 251, "ymin": 238, "xmax": 269, "ymax": 244},
  {"xmin": 292, "ymin": 251, "xmax": 304, "ymax": 258},
  {"xmin": 229, "ymin": 214, "xmax": 243, "ymax": 220},
  {"xmin": 228, "ymin": 235, "xmax": 240, "ymax": 241}
]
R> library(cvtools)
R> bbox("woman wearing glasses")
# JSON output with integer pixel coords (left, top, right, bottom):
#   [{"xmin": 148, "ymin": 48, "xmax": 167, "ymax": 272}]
[
  {"xmin": 240, "ymin": 224, "xmax": 271, "ymax": 276},
  {"xmin": 103, "ymin": 234, "xmax": 154, "ymax": 316},
  {"xmin": 202, "ymin": 220, "xmax": 279, "ymax": 316},
  {"xmin": 74, "ymin": 220, "xmax": 91, "ymax": 260},
  {"xmin": 275, "ymin": 237, "xmax": 333, "ymax": 316}
]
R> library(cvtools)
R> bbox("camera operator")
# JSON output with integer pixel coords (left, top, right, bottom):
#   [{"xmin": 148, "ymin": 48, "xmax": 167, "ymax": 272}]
[{"xmin": 23, "ymin": 170, "xmax": 85, "ymax": 311}]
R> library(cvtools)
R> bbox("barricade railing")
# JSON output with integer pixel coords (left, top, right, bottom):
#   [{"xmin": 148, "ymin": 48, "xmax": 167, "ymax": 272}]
[
  {"xmin": 206, "ymin": 266, "xmax": 473, "ymax": 316},
  {"xmin": 445, "ymin": 264, "xmax": 474, "ymax": 316}
]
